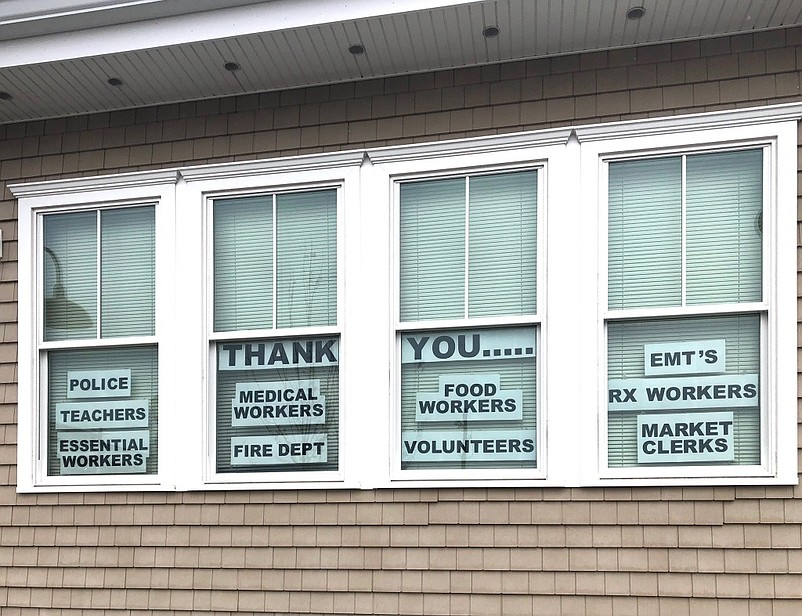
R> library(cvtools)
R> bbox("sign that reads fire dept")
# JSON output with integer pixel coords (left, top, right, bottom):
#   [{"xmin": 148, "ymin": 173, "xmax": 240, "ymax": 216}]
[
  {"xmin": 230, "ymin": 434, "xmax": 327, "ymax": 466},
  {"xmin": 637, "ymin": 411, "xmax": 735, "ymax": 463}
]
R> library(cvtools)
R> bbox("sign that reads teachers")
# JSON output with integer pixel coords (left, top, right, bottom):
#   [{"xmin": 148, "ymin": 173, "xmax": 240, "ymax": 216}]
[
  {"xmin": 637, "ymin": 411, "xmax": 734, "ymax": 463},
  {"xmin": 415, "ymin": 374, "xmax": 522, "ymax": 422}
]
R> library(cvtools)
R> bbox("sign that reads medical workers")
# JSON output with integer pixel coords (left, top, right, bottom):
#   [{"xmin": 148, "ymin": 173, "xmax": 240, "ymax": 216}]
[
  {"xmin": 66, "ymin": 369, "xmax": 131, "ymax": 398},
  {"xmin": 415, "ymin": 374, "xmax": 522, "ymax": 422},
  {"xmin": 637, "ymin": 412, "xmax": 734, "ymax": 463},
  {"xmin": 402, "ymin": 429, "xmax": 536, "ymax": 463},
  {"xmin": 231, "ymin": 379, "xmax": 325, "ymax": 427},
  {"xmin": 230, "ymin": 434, "xmax": 327, "ymax": 466},
  {"xmin": 219, "ymin": 338, "xmax": 338, "ymax": 371},
  {"xmin": 402, "ymin": 327, "xmax": 535, "ymax": 364},
  {"xmin": 56, "ymin": 429, "xmax": 150, "ymax": 474},
  {"xmin": 644, "ymin": 339, "xmax": 726, "ymax": 376}
]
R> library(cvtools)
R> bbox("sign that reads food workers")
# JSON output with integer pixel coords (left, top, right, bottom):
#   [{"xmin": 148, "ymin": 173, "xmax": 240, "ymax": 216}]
[
  {"xmin": 56, "ymin": 429, "xmax": 150, "ymax": 474},
  {"xmin": 402, "ymin": 327, "xmax": 535, "ymax": 364},
  {"xmin": 231, "ymin": 379, "xmax": 325, "ymax": 427},
  {"xmin": 402, "ymin": 429, "xmax": 536, "ymax": 463},
  {"xmin": 230, "ymin": 434, "xmax": 327, "ymax": 466},
  {"xmin": 219, "ymin": 338, "xmax": 338, "ymax": 371},
  {"xmin": 637, "ymin": 411, "xmax": 734, "ymax": 463},
  {"xmin": 415, "ymin": 374, "xmax": 522, "ymax": 422},
  {"xmin": 644, "ymin": 339, "xmax": 726, "ymax": 376},
  {"xmin": 66, "ymin": 369, "xmax": 131, "ymax": 398}
]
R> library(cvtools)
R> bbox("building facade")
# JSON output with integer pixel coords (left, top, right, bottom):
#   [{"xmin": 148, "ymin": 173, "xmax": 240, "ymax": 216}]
[{"xmin": 0, "ymin": 1, "xmax": 801, "ymax": 614}]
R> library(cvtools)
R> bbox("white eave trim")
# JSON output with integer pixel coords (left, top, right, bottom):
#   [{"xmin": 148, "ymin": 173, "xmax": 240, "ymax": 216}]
[{"xmin": 9, "ymin": 169, "xmax": 179, "ymax": 197}]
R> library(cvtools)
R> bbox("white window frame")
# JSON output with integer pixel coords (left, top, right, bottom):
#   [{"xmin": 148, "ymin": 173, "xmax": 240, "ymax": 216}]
[
  {"xmin": 576, "ymin": 112, "xmax": 799, "ymax": 486},
  {"xmin": 15, "ymin": 171, "xmax": 179, "ymax": 491},
  {"xmin": 13, "ymin": 103, "xmax": 800, "ymax": 492}
]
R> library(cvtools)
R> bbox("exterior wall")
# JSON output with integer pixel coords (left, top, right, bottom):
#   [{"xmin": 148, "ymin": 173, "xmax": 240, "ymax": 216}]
[{"xmin": 0, "ymin": 27, "xmax": 801, "ymax": 616}]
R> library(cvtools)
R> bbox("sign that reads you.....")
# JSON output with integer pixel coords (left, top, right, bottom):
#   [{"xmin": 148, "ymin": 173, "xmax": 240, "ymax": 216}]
[
  {"xmin": 402, "ymin": 327, "xmax": 535, "ymax": 364},
  {"xmin": 56, "ymin": 369, "xmax": 151, "ymax": 475}
]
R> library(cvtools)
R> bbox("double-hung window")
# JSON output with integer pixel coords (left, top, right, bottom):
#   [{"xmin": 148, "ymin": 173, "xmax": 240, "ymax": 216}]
[{"xmin": 395, "ymin": 167, "xmax": 542, "ymax": 477}]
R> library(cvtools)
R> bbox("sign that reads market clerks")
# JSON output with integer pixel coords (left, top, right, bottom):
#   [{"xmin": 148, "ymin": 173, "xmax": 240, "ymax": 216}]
[
  {"xmin": 638, "ymin": 412, "xmax": 734, "ymax": 463},
  {"xmin": 56, "ymin": 369, "xmax": 151, "ymax": 475}
]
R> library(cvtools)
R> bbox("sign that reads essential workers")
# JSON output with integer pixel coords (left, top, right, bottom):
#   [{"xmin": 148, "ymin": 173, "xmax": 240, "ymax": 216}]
[
  {"xmin": 608, "ymin": 374, "xmax": 758, "ymax": 411},
  {"xmin": 57, "ymin": 429, "xmax": 150, "ymax": 474},
  {"xmin": 231, "ymin": 379, "xmax": 325, "ymax": 427},
  {"xmin": 637, "ymin": 411, "xmax": 734, "ymax": 463},
  {"xmin": 402, "ymin": 327, "xmax": 535, "ymax": 364},
  {"xmin": 416, "ymin": 374, "xmax": 522, "ymax": 422},
  {"xmin": 644, "ymin": 339, "xmax": 726, "ymax": 376},
  {"xmin": 402, "ymin": 429, "xmax": 536, "ymax": 463},
  {"xmin": 66, "ymin": 369, "xmax": 131, "ymax": 399},
  {"xmin": 55, "ymin": 400, "xmax": 149, "ymax": 430},
  {"xmin": 219, "ymin": 338, "xmax": 338, "ymax": 371},
  {"xmin": 230, "ymin": 434, "xmax": 327, "ymax": 466}
]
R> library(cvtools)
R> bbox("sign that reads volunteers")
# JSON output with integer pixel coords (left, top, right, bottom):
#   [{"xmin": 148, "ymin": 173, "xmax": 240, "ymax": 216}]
[
  {"xmin": 56, "ymin": 429, "xmax": 150, "ymax": 474},
  {"xmin": 66, "ymin": 369, "xmax": 131, "ymax": 398},
  {"xmin": 402, "ymin": 327, "xmax": 535, "ymax": 364},
  {"xmin": 416, "ymin": 374, "xmax": 522, "ymax": 422},
  {"xmin": 219, "ymin": 338, "xmax": 338, "ymax": 371},
  {"xmin": 231, "ymin": 379, "xmax": 325, "ymax": 426},
  {"xmin": 644, "ymin": 339, "xmax": 725, "ymax": 376},
  {"xmin": 402, "ymin": 429, "xmax": 535, "ymax": 463},
  {"xmin": 637, "ymin": 412, "xmax": 734, "ymax": 463},
  {"xmin": 230, "ymin": 434, "xmax": 327, "ymax": 466}
]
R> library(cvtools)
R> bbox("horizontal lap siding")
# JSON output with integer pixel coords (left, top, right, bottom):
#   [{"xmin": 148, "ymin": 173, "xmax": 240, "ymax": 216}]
[{"xmin": 0, "ymin": 26, "xmax": 801, "ymax": 616}]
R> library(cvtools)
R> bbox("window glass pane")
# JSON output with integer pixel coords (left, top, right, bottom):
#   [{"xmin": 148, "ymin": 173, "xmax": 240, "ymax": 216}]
[
  {"xmin": 686, "ymin": 149, "xmax": 763, "ymax": 305},
  {"xmin": 607, "ymin": 315, "xmax": 760, "ymax": 467},
  {"xmin": 47, "ymin": 345, "xmax": 158, "ymax": 475},
  {"xmin": 468, "ymin": 171, "xmax": 537, "ymax": 317},
  {"xmin": 400, "ymin": 178, "xmax": 465, "ymax": 321},
  {"xmin": 43, "ymin": 212, "xmax": 97, "ymax": 341},
  {"xmin": 215, "ymin": 336, "xmax": 339, "ymax": 473},
  {"xmin": 608, "ymin": 158, "xmax": 682, "ymax": 309},
  {"xmin": 400, "ymin": 326, "xmax": 537, "ymax": 470},
  {"xmin": 276, "ymin": 190, "xmax": 337, "ymax": 328},
  {"xmin": 101, "ymin": 207, "xmax": 155, "ymax": 337},
  {"xmin": 214, "ymin": 196, "xmax": 273, "ymax": 332}
]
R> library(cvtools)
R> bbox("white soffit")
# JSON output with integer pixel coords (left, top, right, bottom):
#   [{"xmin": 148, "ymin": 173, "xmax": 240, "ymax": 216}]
[{"xmin": 0, "ymin": 0, "xmax": 800, "ymax": 124}]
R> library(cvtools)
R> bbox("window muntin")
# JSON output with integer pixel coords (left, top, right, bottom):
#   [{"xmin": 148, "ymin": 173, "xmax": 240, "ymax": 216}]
[
  {"xmin": 605, "ymin": 148, "xmax": 765, "ymax": 470},
  {"xmin": 41, "ymin": 205, "xmax": 158, "ymax": 477},
  {"xmin": 210, "ymin": 188, "xmax": 340, "ymax": 476},
  {"xmin": 397, "ymin": 169, "xmax": 540, "ymax": 473}
]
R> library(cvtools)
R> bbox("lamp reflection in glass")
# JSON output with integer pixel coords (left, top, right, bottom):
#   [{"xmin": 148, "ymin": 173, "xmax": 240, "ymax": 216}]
[{"xmin": 43, "ymin": 246, "xmax": 94, "ymax": 333}]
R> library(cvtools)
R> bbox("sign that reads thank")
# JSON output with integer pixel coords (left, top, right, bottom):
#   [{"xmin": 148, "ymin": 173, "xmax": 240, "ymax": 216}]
[{"xmin": 219, "ymin": 338, "xmax": 338, "ymax": 371}]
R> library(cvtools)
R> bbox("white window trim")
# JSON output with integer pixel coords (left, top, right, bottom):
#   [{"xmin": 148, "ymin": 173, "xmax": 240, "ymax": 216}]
[{"xmin": 11, "ymin": 103, "xmax": 801, "ymax": 492}]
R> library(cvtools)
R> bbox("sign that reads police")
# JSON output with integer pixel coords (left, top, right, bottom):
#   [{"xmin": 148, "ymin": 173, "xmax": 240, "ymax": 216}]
[
  {"xmin": 231, "ymin": 380, "xmax": 325, "ymax": 427},
  {"xmin": 644, "ymin": 339, "xmax": 726, "ymax": 376},
  {"xmin": 637, "ymin": 412, "xmax": 734, "ymax": 463},
  {"xmin": 56, "ymin": 429, "xmax": 150, "ymax": 474},
  {"xmin": 219, "ymin": 338, "xmax": 338, "ymax": 371},
  {"xmin": 402, "ymin": 429, "xmax": 536, "ymax": 463},
  {"xmin": 416, "ymin": 374, "xmax": 522, "ymax": 422},
  {"xmin": 66, "ymin": 369, "xmax": 131, "ymax": 399},
  {"xmin": 402, "ymin": 327, "xmax": 535, "ymax": 364},
  {"xmin": 55, "ymin": 400, "xmax": 149, "ymax": 430},
  {"xmin": 609, "ymin": 374, "xmax": 758, "ymax": 411},
  {"xmin": 230, "ymin": 434, "xmax": 327, "ymax": 466}
]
